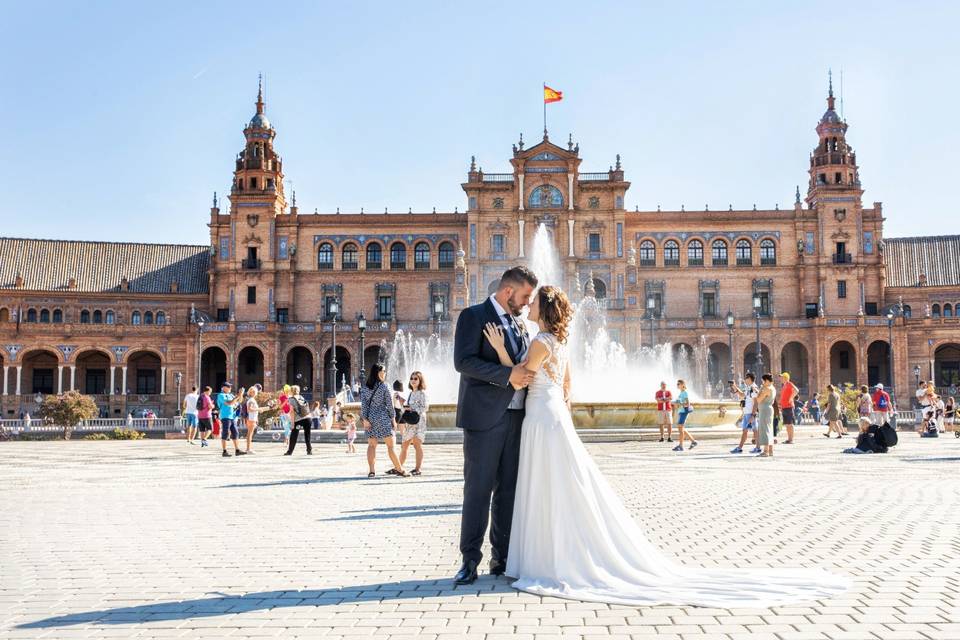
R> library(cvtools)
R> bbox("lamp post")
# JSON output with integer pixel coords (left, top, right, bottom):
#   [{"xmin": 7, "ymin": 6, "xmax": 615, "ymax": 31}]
[
  {"xmin": 752, "ymin": 295, "xmax": 763, "ymax": 377},
  {"xmin": 725, "ymin": 310, "xmax": 735, "ymax": 384},
  {"xmin": 646, "ymin": 296, "xmax": 656, "ymax": 349},
  {"xmin": 196, "ymin": 319, "xmax": 205, "ymax": 390},
  {"xmin": 357, "ymin": 311, "xmax": 367, "ymax": 382},
  {"xmin": 175, "ymin": 371, "xmax": 182, "ymax": 420},
  {"xmin": 914, "ymin": 364, "xmax": 921, "ymax": 389},
  {"xmin": 433, "ymin": 297, "xmax": 444, "ymax": 343},
  {"xmin": 328, "ymin": 298, "xmax": 340, "ymax": 398}
]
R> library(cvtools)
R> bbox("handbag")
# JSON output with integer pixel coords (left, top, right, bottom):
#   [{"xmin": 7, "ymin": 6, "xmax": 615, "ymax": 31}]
[{"xmin": 399, "ymin": 409, "xmax": 420, "ymax": 425}]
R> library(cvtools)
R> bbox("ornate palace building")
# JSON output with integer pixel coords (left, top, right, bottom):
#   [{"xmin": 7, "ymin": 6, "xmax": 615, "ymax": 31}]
[{"xmin": 2, "ymin": 79, "xmax": 959, "ymax": 417}]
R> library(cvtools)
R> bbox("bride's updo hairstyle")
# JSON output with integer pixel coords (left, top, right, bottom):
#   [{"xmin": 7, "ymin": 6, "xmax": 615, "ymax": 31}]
[{"xmin": 537, "ymin": 285, "xmax": 573, "ymax": 344}]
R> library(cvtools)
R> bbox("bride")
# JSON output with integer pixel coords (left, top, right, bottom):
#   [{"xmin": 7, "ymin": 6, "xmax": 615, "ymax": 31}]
[{"xmin": 481, "ymin": 285, "xmax": 849, "ymax": 607}]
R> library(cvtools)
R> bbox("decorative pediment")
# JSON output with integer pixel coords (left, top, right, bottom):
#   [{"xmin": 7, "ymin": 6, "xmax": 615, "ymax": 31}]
[
  {"xmin": 241, "ymin": 233, "xmax": 263, "ymax": 245},
  {"xmin": 487, "ymin": 218, "xmax": 510, "ymax": 232},
  {"xmin": 583, "ymin": 218, "xmax": 605, "ymax": 230},
  {"xmin": 830, "ymin": 229, "xmax": 851, "ymax": 241}
]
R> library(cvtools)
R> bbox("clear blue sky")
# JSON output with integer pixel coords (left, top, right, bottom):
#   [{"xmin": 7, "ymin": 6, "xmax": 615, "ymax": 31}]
[{"xmin": 1, "ymin": 1, "xmax": 956, "ymax": 244}]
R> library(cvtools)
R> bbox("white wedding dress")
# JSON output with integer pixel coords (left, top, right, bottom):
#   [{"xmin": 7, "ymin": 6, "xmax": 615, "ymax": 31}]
[{"xmin": 506, "ymin": 331, "xmax": 850, "ymax": 607}]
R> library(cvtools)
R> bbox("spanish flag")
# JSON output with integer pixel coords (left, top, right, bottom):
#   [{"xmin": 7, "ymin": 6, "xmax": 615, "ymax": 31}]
[{"xmin": 544, "ymin": 85, "xmax": 563, "ymax": 103}]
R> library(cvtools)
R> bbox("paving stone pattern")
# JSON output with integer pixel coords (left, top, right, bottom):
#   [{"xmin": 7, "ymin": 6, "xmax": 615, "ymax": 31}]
[{"xmin": 2, "ymin": 429, "xmax": 959, "ymax": 639}]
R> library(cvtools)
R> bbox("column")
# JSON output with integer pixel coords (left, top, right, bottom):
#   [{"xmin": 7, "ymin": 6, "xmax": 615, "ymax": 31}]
[
  {"xmin": 109, "ymin": 366, "xmax": 115, "ymax": 396},
  {"xmin": 121, "ymin": 366, "xmax": 128, "ymax": 395},
  {"xmin": 517, "ymin": 219, "xmax": 526, "ymax": 258},
  {"xmin": 57, "ymin": 365, "xmax": 64, "ymax": 394},
  {"xmin": 2, "ymin": 366, "xmax": 7, "ymax": 396},
  {"xmin": 70, "ymin": 365, "xmax": 76, "ymax": 391},
  {"xmin": 160, "ymin": 366, "xmax": 166, "ymax": 395},
  {"xmin": 15, "ymin": 365, "xmax": 22, "ymax": 395},
  {"xmin": 567, "ymin": 173, "xmax": 574, "ymax": 210},
  {"xmin": 567, "ymin": 219, "xmax": 575, "ymax": 257},
  {"xmin": 518, "ymin": 174, "xmax": 525, "ymax": 211}
]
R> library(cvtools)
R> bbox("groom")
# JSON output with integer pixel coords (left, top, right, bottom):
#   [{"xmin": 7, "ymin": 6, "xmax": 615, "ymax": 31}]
[{"xmin": 452, "ymin": 265, "xmax": 538, "ymax": 585}]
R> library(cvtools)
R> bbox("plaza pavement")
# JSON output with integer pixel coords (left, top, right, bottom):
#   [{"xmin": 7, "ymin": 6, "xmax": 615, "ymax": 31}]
[{"xmin": 2, "ymin": 427, "xmax": 959, "ymax": 640}]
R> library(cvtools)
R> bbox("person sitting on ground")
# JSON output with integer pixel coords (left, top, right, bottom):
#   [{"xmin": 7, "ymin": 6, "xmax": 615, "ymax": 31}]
[{"xmin": 843, "ymin": 417, "xmax": 889, "ymax": 454}]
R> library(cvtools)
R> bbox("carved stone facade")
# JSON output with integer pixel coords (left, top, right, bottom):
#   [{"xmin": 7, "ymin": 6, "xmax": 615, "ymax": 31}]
[{"xmin": 1, "ymin": 80, "xmax": 958, "ymax": 417}]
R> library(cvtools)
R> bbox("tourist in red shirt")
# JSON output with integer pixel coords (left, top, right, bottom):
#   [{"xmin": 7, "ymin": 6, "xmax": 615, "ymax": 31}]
[
  {"xmin": 655, "ymin": 381, "xmax": 673, "ymax": 443},
  {"xmin": 871, "ymin": 383, "xmax": 892, "ymax": 424},
  {"xmin": 778, "ymin": 372, "xmax": 799, "ymax": 444}
]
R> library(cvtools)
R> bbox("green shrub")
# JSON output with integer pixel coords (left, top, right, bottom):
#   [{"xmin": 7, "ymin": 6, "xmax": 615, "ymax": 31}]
[
  {"xmin": 112, "ymin": 428, "xmax": 145, "ymax": 440},
  {"xmin": 83, "ymin": 433, "xmax": 110, "ymax": 440}
]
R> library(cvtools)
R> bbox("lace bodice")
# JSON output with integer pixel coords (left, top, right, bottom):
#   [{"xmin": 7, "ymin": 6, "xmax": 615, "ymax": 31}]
[{"xmin": 530, "ymin": 331, "xmax": 568, "ymax": 391}]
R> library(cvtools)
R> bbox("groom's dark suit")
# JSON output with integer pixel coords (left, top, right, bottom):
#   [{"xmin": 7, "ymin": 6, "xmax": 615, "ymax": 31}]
[{"xmin": 454, "ymin": 297, "xmax": 528, "ymax": 567}]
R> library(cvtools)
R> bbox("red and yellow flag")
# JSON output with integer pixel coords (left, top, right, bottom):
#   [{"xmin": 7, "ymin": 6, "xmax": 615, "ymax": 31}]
[{"xmin": 543, "ymin": 85, "xmax": 563, "ymax": 103}]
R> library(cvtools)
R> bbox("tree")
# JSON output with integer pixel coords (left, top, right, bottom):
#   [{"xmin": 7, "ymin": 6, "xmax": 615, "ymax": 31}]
[{"xmin": 37, "ymin": 391, "xmax": 99, "ymax": 439}]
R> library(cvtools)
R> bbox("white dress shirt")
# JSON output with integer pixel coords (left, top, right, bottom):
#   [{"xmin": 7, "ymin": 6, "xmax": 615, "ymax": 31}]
[{"xmin": 489, "ymin": 294, "xmax": 527, "ymax": 409}]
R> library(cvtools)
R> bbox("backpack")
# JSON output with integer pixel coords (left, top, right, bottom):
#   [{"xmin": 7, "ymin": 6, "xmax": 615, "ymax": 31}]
[
  {"xmin": 877, "ymin": 422, "xmax": 898, "ymax": 448},
  {"xmin": 877, "ymin": 393, "xmax": 889, "ymax": 409},
  {"xmin": 238, "ymin": 398, "xmax": 248, "ymax": 420},
  {"xmin": 291, "ymin": 395, "xmax": 310, "ymax": 420}
]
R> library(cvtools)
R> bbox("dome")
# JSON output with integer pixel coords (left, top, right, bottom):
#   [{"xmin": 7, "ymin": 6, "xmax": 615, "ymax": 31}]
[
  {"xmin": 249, "ymin": 113, "xmax": 271, "ymax": 129},
  {"xmin": 820, "ymin": 109, "xmax": 841, "ymax": 124}
]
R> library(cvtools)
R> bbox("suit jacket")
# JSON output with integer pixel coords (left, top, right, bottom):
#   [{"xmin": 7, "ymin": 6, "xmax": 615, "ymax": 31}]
[{"xmin": 454, "ymin": 299, "xmax": 524, "ymax": 430}]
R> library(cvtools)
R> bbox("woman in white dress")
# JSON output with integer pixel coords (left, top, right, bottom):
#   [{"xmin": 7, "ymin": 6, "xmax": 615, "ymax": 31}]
[{"xmin": 482, "ymin": 285, "xmax": 849, "ymax": 608}]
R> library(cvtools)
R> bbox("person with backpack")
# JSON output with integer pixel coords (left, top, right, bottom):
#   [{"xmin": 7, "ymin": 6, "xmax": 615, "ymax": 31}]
[
  {"xmin": 216, "ymin": 382, "xmax": 246, "ymax": 458},
  {"xmin": 871, "ymin": 383, "xmax": 892, "ymax": 425},
  {"xmin": 283, "ymin": 385, "xmax": 314, "ymax": 455},
  {"xmin": 195, "ymin": 386, "xmax": 214, "ymax": 447},
  {"xmin": 844, "ymin": 417, "xmax": 890, "ymax": 454}
]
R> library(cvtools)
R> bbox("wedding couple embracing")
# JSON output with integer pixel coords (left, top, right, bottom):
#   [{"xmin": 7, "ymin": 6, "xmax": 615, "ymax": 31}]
[{"xmin": 452, "ymin": 265, "xmax": 849, "ymax": 607}]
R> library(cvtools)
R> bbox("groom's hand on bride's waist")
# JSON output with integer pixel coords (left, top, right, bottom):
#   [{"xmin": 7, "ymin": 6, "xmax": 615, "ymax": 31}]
[{"xmin": 509, "ymin": 365, "xmax": 535, "ymax": 390}]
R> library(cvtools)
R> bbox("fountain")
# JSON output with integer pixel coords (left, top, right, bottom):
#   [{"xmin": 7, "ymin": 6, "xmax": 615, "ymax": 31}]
[{"xmin": 374, "ymin": 223, "xmax": 738, "ymax": 430}]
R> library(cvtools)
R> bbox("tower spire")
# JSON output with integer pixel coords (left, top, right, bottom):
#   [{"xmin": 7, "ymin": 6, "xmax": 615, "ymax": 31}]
[
  {"xmin": 827, "ymin": 69, "xmax": 835, "ymax": 111},
  {"xmin": 256, "ymin": 73, "xmax": 265, "ymax": 115}
]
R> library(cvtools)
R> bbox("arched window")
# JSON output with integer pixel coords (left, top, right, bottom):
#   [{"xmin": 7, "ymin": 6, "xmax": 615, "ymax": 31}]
[
  {"xmin": 53, "ymin": 309, "xmax": 63, "ymax": 323},
  {"xmin": 132, "ymin": 311, "xmax": 141, "ymax": 325},
  {"xmin": 105, "ymin": 310, "xmax": 115, "ymax": 324},
  {"xmin": 414, "ymin": 242, "xmax": 431, "ymax": 270},
  {"xmin": 438, "ymin": 241, "xmax": 455, "ymax": 269},
  {"xmin": 945, "ymin": 304, "xmax": 954, "ymax": 318},
  {"xmin": 26, "ymin": 308, "xmax": 37, "ymax": 322},
  {"xmin": 144, "ymin": 311, "xmax": 154, "ymax": 325},
  {"xmin": 0, "ymin": 308, "xmax": 8, "ymax": 322},
  {"xmin": 528, "ymin": 184, "xmax": 563, "ymax": 208},
  {"xmin": 639, "ymin": 240, "xmax": 655, "ymax": 266},
  {"xmin": 932, "ymin": 304, "xmax": 941, "ymax": 318},
  {"xmin": 687, "ymin": 240, "xmax": 704, "ymax": 266},
  {"xmin": 156, "ymin": 311, "xmax": 166, "ymax": 325},
  {"xmin": 92, "ymin": 310, "xmax": 102, "ymax": 324},
  {"xmin": 366, "ymin": 242, "xmax": 382, "ymax": 270},
  {"xmin": 590, "ymin": 278, "xmax": 607, "ymax": 299},
  {"xmin": 664, "ymin": 240, "xmax": 680, "ymax": 266},
  {"xmin": 80, "ymin": 310, "xmax": 91, "ymax": 324},
  {"xmin": 760, "ymin": 239, "xmax": 777, "ymax": 265},
  {"xmin": 341, "ymin": 243, "xmax": 358, "ymax": 270},
  {"xmin": 735, "ymin": 239, "xmax": 752, "ymax": 265},
  {"xmin": 903, "ymin": 305, "xmax": 912, "ymax": 318},
  {"xmin": 317, "ymin": 243, "xmax": 334, "ymax": 270},
  {"xmin": 712, "ymin": 240, "xmax": 728, "ymax": 266},
  {"xmin": 390, "ymin": 242, "xmax": 407, "ymax": 270},
  {"xmin": 39, "ymin": 309, "xmax": 50, "ymax": 323}
]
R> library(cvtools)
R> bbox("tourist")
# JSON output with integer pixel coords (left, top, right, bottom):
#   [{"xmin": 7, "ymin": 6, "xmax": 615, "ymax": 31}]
[
  {"xmin": 196, "ymin": 385, "xmax": 213, "ymax": 447},
  {"xmin": 24, "ymin": 412, "xmax": 31, "ymax": 430},
  {"xmin": 361, "ymin": 363, "xmax": 406, "ymax": 477},
  {"xmin": 915, "ymin": 380, "xmax": 930, "ymax": 427},
  {"xmin": 655, "ymin": 381, "xmax": 673, "ymax": 443},
  {"xmin": 310, "ymin": 401, "xmax": 323, "ymax": 432},
  {"xmin": 945, "ymin": 396, "xmax": 956, "ymax": 431},
  {"xmin": 809, "ymin": 395, "xmax": 821, "ymax": 423},
  {"xmin": 392, "ymin": 380, "xmax": 406, "ymax": 423},
  {"xmin": 284, "ymin": 385, "xmax": 314, "ymax": 455},
  {"xmin": 344, "ymin": 412, "xmax": 358, "ymax": 454},
  {"xmin": 778, "ymin": 372, "xmax": 799, "ymax": 444},
  {"xmin": 243, "ymin": 386, "xmax": 260, "ymax": 454},
  {"xmin": 731, "ymin": 373, "xmax": 759, "ymax": 454},
  {"xmin": 843, "ymin": 417, "xmax": 887, "ymax": 454},
  {"xmin": 857, "ymin": 385, "xmax": 874, "ymax": 424},
  {"xmin": 399, "ymin": 370, "xmax": 429, "ymax": 476},
  {"xmin": 126, "ymin": 412, "xmax": 133, "ymax": 428},
  {"xmin": 673, "ymin": 379, "xmax": 698, "ymax": 452},
  {"xmin": 871, "ymin": 383, "xmax": 892, "ymax": 425},
  {"xmin": 183, "ymin": 385, "xmax": 199, "ymax": 444},
  {"xmin": 217, "ymin": 382, "xmax": 246, "ymax": 457},
  {"xmin": 754, "ymin": 373, "xmax": 776, "ymax": 457},
  {"xmin": 822, "ymin": 384, "xmax": 845, "ymax": 438},
  {"xmin": 278, "ymin": 385, "xmax": 292, "ymax": 446}
]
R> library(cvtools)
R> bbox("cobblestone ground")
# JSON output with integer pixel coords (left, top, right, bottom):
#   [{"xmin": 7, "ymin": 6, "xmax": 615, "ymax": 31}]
[{"xmin": 2, "ymin": 428, "xmax": 960, "ymax": 639}]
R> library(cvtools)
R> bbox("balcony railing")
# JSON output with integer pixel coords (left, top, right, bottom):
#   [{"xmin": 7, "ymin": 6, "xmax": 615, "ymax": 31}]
[
  {"xmin": 482, "ymin": 173, "xmax": 514, "ymax": 183},
  {"xmin": 760, "ymin": 257, "xmax": 777, "ymax": 266},
  {"xmin": 579, "ymin": 173, "xmax": 611, "ymax": 181},
  {"xmin": 688, "ymin": 258, "xmax": 703, "ymax": 266},
  {"xmin": 242, "ymin": 258, "xmax": 262, "ymax": 270},
  {"xmin": 366, "ymin": 261, "xmax": 381, "ymax": 270},
  {"xmin": 439, "ymin": 261, "xmax": 454, "ymax": 270},
  {"xmin": 390, "ymin": 261, "xmax": 407, "ymax": 270},
  {"xmin": 664, "ymin": 258, "xmax": 680, "ymax": 267},
  {"xmin": 342, "ymin": 261, "xmax": 358, "ymax": 270},
  {"xmin": 832, "ymin": 252, "xmax": 853, "ymax": 264},
  {"xmin": 712, "ymin": 258, "xmax": 728, "ymax": 266},
  {"xmin": 736, "ymin": 257, "xmax": 752, "ymax": 266},
  {"xmin": 414, "ymin": 261, "xmax": 430, "ymax": 271},
  {"xmin": 318, "ymin": 261, "xmax": 333, "ymax": 270}
]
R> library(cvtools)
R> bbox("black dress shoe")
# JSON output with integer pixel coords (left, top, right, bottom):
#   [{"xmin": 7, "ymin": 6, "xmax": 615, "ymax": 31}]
[
  {"xmin": 489, "ymin": 559, "xmax": 507, "ymax": 576},
  {"xmin": 453, "ymin": 560, "xmax": 479, "ymax": 585}
]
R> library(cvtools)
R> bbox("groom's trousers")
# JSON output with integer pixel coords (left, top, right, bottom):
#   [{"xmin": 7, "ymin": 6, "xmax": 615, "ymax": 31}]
[{"xmin": 460, "ymin": 408, "xmax": 524, "ymax": 565}]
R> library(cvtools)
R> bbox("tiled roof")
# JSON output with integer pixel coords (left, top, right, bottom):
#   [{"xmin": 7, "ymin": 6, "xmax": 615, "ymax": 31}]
[
  {"xmin": 885, "ymin": 235, "xmax": 960, "ymax": 288},
  {"xmin": 0, "ymin": 237, "xmax": 209, "ymax": 294}
]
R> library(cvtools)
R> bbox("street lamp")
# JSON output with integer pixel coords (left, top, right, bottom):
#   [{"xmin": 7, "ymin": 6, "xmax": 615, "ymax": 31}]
[
  {"xmin": 752, "ymin": 295, "xmax": 763, "ymax": 377},
  {"xmin": 914, "ymin": 364, "xmax": 921, "ymax": 389},
  {"xmin": 175, "ymin": 371, "xmax": 182, "ymax": 419},
  {"xmin": 357, "ymin": 311, "xmax": 367, "ymax": 382},
  {"xmin": 328, "ymin": 298, "xmax": 340, "ymax": 398},
  {"xmin": 196, "ymin": 319, "xmax": 205, "ymax": 390},
  {"xmin": 646, "ymin": 296, "xmax": 656, "ymax": 349},
  {"xmin": 725, "ymin": 310, "xmax": 736, "ymax": 386},
  {"xmin": 433, "ymin": 297, "xmax": 444, "ymax": 343}
]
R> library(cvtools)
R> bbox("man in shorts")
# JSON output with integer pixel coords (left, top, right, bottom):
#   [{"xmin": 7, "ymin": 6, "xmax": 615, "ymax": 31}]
[
  {"xmin": 779, "ymin": 372, "xmax": 799, "ymax": 444},
  {"xmin": 655, "ymin": 381, "xmax": 673, "ymax": 443},
  {"xmin": 217, "ymin": 382, "xmax": 246, "ymax": 458},
  {"xmin": 183, "ymin": 386, "xmax": 199, "ymax": 444},
  {"xmin": 196, "ymin": 386, "xmax": 214, "ymax": 447},
  {"xmin": 731, "ymin": 373, "xmax": 759, "ymax": 453}
]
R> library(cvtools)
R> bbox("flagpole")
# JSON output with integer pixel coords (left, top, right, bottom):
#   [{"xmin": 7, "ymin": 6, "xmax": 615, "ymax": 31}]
[{"xmin": 543, "ymin": 82, "xmax": 547, "ymax": 137}]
